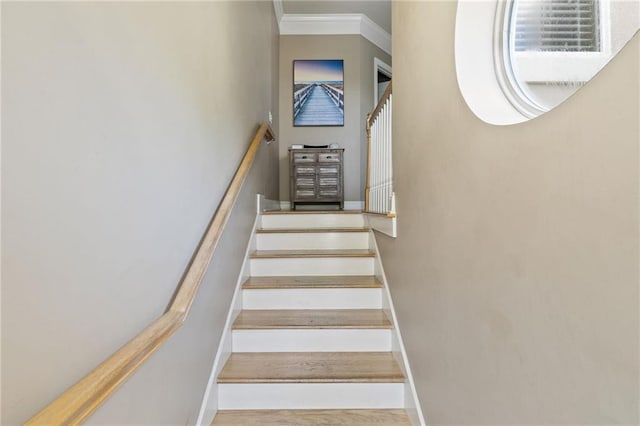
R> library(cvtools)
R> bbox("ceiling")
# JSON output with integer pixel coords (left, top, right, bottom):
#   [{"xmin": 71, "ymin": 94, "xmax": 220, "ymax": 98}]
[{"xmin": 281, "ymin": 0, "xmax": 392, "ymax": 34}]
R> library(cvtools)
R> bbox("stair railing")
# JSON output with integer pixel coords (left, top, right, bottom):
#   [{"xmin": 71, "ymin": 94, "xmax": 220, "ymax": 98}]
[
  {"xmin": 365, "ymin": 82, "xmax": 395, "ymax": 216},
  {"xmin": 26, "ymin": 123, "xmax": 276, "ymax": 425}
]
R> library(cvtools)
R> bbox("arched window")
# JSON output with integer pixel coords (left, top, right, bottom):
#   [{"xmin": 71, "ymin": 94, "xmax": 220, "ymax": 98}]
[
  {"xmin": 455, "ymin": 0, "xmax": 639, "ymax": 125},
  {"xmin": 498, "ymin": 0, "xmax": 613, "ymax": 116}
]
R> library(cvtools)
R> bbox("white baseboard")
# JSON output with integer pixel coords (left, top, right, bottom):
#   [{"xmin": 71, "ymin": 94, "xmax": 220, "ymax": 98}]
[
  {"xmin": 195, "ymin": 195, "xmax": 261, "ymax": 426},
  {"xmin": 279, "ymin": 201, "xmax": 364, "ymax": 211},
  {"xmin": 370, "ymin": 231, "xmax": 427, "ymax": 426}
]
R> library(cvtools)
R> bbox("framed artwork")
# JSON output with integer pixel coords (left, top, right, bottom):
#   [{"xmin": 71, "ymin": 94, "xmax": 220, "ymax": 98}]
[{"xmin": 293, "ymin": 59, "xmax": 344, "ymax": 127}]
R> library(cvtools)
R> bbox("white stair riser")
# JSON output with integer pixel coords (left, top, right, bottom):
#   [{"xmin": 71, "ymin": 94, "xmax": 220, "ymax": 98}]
[
  {"xmin": 250, "ymin": 257, "xmax": 374, "ymax": 276},
  {"xmin": 242, "ymin": 288, "xmax": 382, "ymax": 309},
  {"xmin": 232, "ymin": 329, "xmax": 392, "ymax": 352},
  {"xmin": 218, "ymin": 383, "xmax": 404, "ymax": 409},
  {"xmin": 261, "ymin": 214, "xmax": 365, "ymax": 229},
  {"xmin": 256, "ymin": 233, "xmax": 370, "ymax": 250}
]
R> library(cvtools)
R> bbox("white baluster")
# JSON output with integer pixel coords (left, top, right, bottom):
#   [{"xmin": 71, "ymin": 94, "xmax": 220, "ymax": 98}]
[
  {"xmin": 384, "ymin": 101, "xmax": 389, "ymax": 213},
  {"xmin": 383, "ymin": 101, "xmax": 387, "ymax": 214},
  {"xmin": 367, "ymin": 89, "xmax": 393, "ymax": 214},
  {"xmin": 388, "ymin": 95, "xmax": 393, "ymax": 214},
  {"xmin": 372, "ymin": 121, "xmax": 378, "ymax": 213}
]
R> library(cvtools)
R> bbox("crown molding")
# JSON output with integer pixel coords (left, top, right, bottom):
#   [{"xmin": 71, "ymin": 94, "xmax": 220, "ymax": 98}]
[
  {"xmin": 272, "ymin": 1, "xmax": 391, "ymax": 55},
  {"xmin": 272, "ymin": 0, "xmax": 284, "ymax": 30}
]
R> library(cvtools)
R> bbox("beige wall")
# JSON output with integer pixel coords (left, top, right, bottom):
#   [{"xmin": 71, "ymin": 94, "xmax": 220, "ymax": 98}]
[
  {"xmin": 377, "ymin": 1, "xmax": 638, "ymax": 424},
  {"xmin": 278, "ymin": 35, "xmax": 391, "ymax": 203},
  {"xmin": 1, "ymin": 2, "xmax": 279, "ymax": 424}
]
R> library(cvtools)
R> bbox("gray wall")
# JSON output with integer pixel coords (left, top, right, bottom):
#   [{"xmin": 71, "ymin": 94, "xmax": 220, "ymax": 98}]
[
  {"xmin": 377, "ymin": 2, "xmax": 638, "ymax": 424},
  {"xmin": 1, "ymin": 2, "xmax": 279, "ymax": 424},
  {"xmin": 278, "ymin": 35, "xmax": 391, "ymax": 203}
]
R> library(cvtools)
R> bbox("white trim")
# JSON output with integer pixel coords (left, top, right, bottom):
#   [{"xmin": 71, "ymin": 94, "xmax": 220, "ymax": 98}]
[
  {"xmin": 370, "ymin": 232, "xmax": 427, "ymax": 425},
  {"xmin": 218, "ymin": 383, "xmax": 404, "ymax": 410},
  {"xmin": 249, "ymin": 257, "xmax": 376, "ymax": 278},
  {"xmin": 232, "ymin": 328, "xmax": 392, "ymax": 352},
  {"xmin": 514, "ymin": 52, "xmax": 612, "ymax": 82},
  {"xmin": 374, "ymin": 58, "xmax": 393, "ymax": 108},
  {"xmin": 279, "ymin": 13, "xmax": 392, "ymax": 55},
  {"xmin": 262, "ymin": 212, "xmax": 366, "ymax": 229},
  {"xmin": 455, "ymin": 0, "xmax": 529, "ymax": 125},
  {"xmin": 494, "ymin": 0, "xmax": 542, "ymax": 118},
  {"xmin": 195, "ymin": 195, "xmax": 261, "ymax": 426},
  {"xmin": 365, "ymin": 213, "xmax": 397, "ymax": 238},
  {"xmin": 256, "ymin": 232, "xmax": 370, "ymax": 250},
  {"xmin": 272, "ymin": 0, "xmax": 284, "ymax": 30}
]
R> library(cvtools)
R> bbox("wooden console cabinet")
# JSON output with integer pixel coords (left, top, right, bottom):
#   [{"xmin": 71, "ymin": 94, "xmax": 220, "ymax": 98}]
[{"xmin": 289, "ymin": 148, "xmax": 344, "ymax": 210}]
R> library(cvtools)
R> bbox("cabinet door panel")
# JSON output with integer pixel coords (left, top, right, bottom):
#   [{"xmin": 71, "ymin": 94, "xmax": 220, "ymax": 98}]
[
  {"xmin": 295, "ymin": 189, "xmax": 316, "ymax": 198},
  {"xmin": 296, "ymin": 166, "xmax": 315, "ymax": 175},
  {"xmin": 318, "ymin": 166, "xmax": 339, "ymax": 175},
  {"xmin": 319, "ymin": 177, "xmax": 338, "ymax": 186},
  {"xmin": 319, "ymin": 188, "xmax": 339, "ymax": 197},
  {"xmin": 296, "ymin": 177, "xmax": 315, "ymax": 187}
]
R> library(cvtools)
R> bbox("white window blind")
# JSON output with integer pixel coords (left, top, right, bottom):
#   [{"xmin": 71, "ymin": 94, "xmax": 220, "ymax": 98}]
[{"xmin": 514, "ymin": 0, "xmax": 600, "ymax": 52}]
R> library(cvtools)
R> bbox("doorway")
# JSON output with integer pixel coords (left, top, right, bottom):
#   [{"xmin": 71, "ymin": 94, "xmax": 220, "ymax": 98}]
[{"xmin": 373, "ymin": 58, "xmax": 392, "ymax": 107}]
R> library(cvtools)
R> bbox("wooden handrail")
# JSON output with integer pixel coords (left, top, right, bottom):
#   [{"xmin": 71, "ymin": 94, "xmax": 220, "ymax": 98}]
[
  {"xmin": 367, "ymin": 81, "xmax": 392, "ymax": 127},
  {"xmin": 26, "ymin": 122, "xmax": 276, "ymax": 425}
]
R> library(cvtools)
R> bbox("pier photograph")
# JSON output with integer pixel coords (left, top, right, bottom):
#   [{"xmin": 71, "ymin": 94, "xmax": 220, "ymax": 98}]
[{"xmin": 293, "ymin": 59, "xmax": 344, "ymax": 126}]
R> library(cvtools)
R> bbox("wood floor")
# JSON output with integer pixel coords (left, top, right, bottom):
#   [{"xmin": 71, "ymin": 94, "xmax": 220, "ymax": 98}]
[
  {"xmin": 218, "ymin": 352, "xmax": 404, "ymax": 384},
  {"xmin": 261, "ymin": 210, "xmax": 362, "ymax": 215},
  {"xmin": 212, "ymin": 409, "xmax": 411, "ymax": 425},
  {"xmin": 250, "ymin": 249, "xmax": 376, "ymax": 259},
  {"xmin": 242, "ymin": 275, "xmax": 383, "ymax": 289},
  {"xmin": 256, "ymin": 227, "xmax": 371, "ymax": 233},
  {"xmin": 232, "ymin": 309, "xmax": 392, "ymax": 329}
]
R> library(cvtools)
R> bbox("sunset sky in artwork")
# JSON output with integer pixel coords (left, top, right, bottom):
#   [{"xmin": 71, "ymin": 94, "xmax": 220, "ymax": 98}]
[{"xmin": 294, "ymin": 60, "xmax": 344, "ymax": 83}]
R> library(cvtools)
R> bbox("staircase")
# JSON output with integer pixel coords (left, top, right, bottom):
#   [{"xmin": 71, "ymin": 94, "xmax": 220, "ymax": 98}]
[{"xmin": 210, "ymin": 210, "xmax": 413, "ymax": 425}]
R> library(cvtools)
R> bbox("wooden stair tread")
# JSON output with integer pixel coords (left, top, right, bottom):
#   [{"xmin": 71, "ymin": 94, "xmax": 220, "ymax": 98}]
[
  {"xmin": 243, "ymin": 276, "xmax": 383, "ymax": 289},
  {"xmin": 250, "ymin": 249, "xmax": 375, "ymax": 259},
  {"xmin": 233, "ymin": 309, "xmax": 392, "ymax": 329},
  {"xmin": 256, "ymin": 227, "xmax": 370, "ymax": 233},
  {"xmin": 262, "ymin": 210, "xmax": 362, "ymax": 215},
  {"xmin": 212, "ymin": 409, "xmax": 411, "ymax": 425},
  {"xmin": 217, "ymin": 352, "xmax": 405, "ymax": 383}
]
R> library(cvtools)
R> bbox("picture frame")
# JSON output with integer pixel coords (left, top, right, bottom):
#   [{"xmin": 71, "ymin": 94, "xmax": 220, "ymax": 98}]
[{"xmin": 293, "ymin": 59, "xmax": 344, "ymax": 127}]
